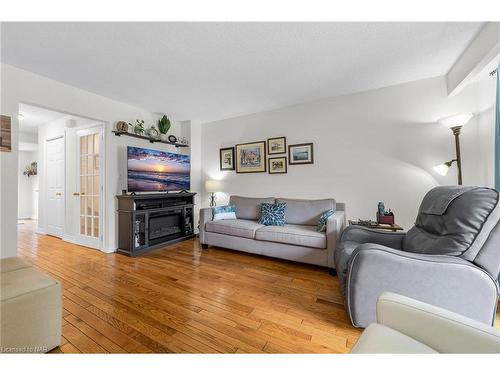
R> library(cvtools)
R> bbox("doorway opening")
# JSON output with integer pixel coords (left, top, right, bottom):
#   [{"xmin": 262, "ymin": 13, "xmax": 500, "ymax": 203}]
[{"xmin": 17, "ymin": 103, "xmax": 106, "ymax": 251}]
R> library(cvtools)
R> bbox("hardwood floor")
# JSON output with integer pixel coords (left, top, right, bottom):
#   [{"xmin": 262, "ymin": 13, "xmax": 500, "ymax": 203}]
[
  {"xmin": 17, "ymin": 220, "xmax": 500, "ymax": 353},
  {"xmin": 17, "ymin": 220, "xmax": 362, "ymax": 353}
]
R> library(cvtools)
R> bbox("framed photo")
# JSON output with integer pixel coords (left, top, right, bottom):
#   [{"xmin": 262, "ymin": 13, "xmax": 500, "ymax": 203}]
[
  {"xmin": 267, "ymin": 136, "xmax": 286, "ymax": 155},
  {"xmin": 0, "ymin": 115, "xmax": 12, "ymax": 152},
  {"xmin": 220, "ymin": 147, "xmax": 235, "ymax": 171},
  {"xmin": 288, "ymin": 143, "xmax": 314, "ymax": 165},
  {"xmin": 235, "ymin": 141, "xmax": 266, "ymax": 173},
  {"xmin": 268, "ymin": 157, "xmax": 287, "ymax": 174}
]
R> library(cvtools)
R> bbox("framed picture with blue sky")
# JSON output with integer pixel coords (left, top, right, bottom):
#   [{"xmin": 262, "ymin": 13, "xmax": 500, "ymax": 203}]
[{"xmin": 288, "ymin": 143, "xmax": 314, "ymax": 165}]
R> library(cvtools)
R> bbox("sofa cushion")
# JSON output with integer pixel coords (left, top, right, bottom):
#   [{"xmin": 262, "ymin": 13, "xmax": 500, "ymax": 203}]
[
  {"xmin": 258, "ymin": 202, "xmax": 286, "ymax": 226},
  {"xmin": 229, "ymin": 196, "xmax": 275, "ymax": 220},
  {"xmin": 205, "ymin": 219, "xmax": 264, "ymax": 239},
  {"xmin": 255, "ymin": 224, "xmax": 327, "ymax": 249},
  {"xmin": 276, "ymin": 198, "xmax": 335, "ymax": 226}
]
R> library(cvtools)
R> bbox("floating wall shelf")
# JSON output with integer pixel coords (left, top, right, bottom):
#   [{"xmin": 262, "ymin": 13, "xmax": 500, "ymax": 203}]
[{"xmin": 112, "ymin": 131, "xmax": 188, "ymax": 148}]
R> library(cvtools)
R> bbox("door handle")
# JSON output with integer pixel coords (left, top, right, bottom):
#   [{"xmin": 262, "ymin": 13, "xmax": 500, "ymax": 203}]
[
  {"xmin": 73, "ymin": 192, "xmax": 80, "ymax": 196},
  {"xmin": 55, "ymin": 192, "xmax": 62, "ymax": 196}
]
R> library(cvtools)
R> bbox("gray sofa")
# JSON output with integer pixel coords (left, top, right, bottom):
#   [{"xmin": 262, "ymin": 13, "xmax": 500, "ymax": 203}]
[
  {"xmin": 199, "ymin": 196, "xmax": 346, "ymax": 269},
  {"xmin": 336, "ymin": 186, "xmax": 500, "ymax": 328}
]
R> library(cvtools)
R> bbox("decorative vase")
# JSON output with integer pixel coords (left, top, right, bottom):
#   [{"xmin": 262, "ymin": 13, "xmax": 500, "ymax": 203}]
[
  {"xmin": 160, "ymin": 133, "xmax": 169, "ymax": 142},
  {"xmin": 148, "ymin": 126, "xmax": 159, "ymax": 140}
]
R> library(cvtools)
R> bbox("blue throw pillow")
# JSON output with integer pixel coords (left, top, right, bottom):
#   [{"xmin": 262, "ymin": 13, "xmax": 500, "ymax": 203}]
[
  {"xmin": 317, "ymin": 209, "xmax": 335, "ymax": 232},
  {"xmin": 212, "ymin": 205, "xmax": 237, "ymax": 220},
  {"xmin": 258, "ymin": 202, "xmax": 286, "ymax": 226}
]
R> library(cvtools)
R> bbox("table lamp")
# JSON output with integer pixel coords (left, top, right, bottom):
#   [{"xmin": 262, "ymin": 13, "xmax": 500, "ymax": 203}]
[{"xmin": 205, "ymin": 180, "xmax": 222, "ymax": 207}]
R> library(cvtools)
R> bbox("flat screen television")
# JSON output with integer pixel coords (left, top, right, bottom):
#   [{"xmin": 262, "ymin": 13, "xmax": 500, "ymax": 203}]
[{"xmin": 127, "ymin": 146, "xmax": 190, "ymax": 192}]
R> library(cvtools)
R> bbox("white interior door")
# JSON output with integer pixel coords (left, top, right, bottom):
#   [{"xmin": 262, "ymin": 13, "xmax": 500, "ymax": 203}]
[
  {"xmin": 75, "ymin": 127, "xmax": 104, "ymax": 249},
  {"xmin": 46, "ymin": 137, "xmax": 65, "ymax": 238}
]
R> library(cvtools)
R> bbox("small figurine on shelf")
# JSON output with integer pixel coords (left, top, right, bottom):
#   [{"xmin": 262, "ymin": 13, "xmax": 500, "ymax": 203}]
[
  {"xmin": 128, "ymin": 119, "xmax": 145, "ymax": 135},
  {"xmin": 147, "ymin": 126, "xmax": 159, "ymax": 140},
  {"xmin": 115, "ymin": 121, "xmax": 128, "ymax": 133}
]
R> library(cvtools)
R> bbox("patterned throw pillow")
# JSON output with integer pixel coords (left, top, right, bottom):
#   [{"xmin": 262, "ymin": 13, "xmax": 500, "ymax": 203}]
[
  {"xmin": 317, "ymin": 209, "xmax": 335, "ymax": 232},
  {"xmin": 212, "ymin": 205, "xmax": 237, "ymax": 221},
  {"xmin": 258, "ymin": 202, "xmax": 287, "ymax": 226}
]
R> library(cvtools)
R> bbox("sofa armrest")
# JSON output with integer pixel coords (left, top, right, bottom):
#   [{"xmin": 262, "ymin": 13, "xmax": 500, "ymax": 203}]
[
  {"xmin": 199, "ymin": 207, "xmax": 213, "ymax": 245},
  {"xmin": 339, "ymin": 225, "xmax": 405, "ymax": 250},
  {"xmin": 376, "ymin": 292, "xmax": 500, "ymax": 353},
  {"xmin": 326, "ymin": 210, "xmax": 345, "ymax": 268},
  {"xmin": 346, "ymin": 244, "xmax": 498, "ymax": 327}
]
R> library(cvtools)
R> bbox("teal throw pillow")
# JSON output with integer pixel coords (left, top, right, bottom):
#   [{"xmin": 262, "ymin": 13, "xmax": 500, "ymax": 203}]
[
  {"xmin": 212, "ymin": 205, "xmax": 237, "ymax": 220},
  {"xmin": 258, "ymin": 202, "xmax": 286, "ymax": 226},
  {"xmin": 317, "ymin": 209, "xmax": 335, "ymax": 232}
]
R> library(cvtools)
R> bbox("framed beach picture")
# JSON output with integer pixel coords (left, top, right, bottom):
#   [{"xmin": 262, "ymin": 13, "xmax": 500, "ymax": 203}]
[
  {"xmin": 220, "ymin": 147, "xmax": 235, "ymax": 171},
  {"xmin": 235, "ymin": 141, "xmax": 266, "ymax": 173},
  {"xmin": 288, "ymin": 143, "xmax": 314, "ymax": 165},
  {"xmin": 267, "ymin": 136, "xmax": 286, "ymax": 155},
  {"xmin": 268, "ymin": 157, "xmax": 287, "ymax": 174}
]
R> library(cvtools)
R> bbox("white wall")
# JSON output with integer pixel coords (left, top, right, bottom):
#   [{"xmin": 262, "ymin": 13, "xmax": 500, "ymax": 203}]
[
  {"xmin": 200, "ymin": 75, "xmax": 496, "ymax": 230},
  {"xmin": 18, "ymin": 150, "xmax": 38, "ymax": 220},
  {"xmin": 1, "ymin": 63, "xmax": 194, "ymax": 257}
]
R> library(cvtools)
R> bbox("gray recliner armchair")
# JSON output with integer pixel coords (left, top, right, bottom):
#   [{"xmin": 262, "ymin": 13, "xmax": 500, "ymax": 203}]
[{"xmin": 335, "ymin": 186, "xmax": 500, "ymax": 328}]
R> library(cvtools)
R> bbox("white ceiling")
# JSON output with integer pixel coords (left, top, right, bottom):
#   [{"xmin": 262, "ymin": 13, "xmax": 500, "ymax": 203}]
[
  {"xmin": 2, "ymin": 22, "xmax": 484, "ymax": 123},
  {"xmin": 18, "ymin": 103, "xmax": 66, "ymax": 134}
]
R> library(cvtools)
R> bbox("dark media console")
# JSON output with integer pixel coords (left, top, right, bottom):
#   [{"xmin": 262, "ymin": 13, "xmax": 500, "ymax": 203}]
[{"xmin": 116, "ymin": 192, "xmax": 196, "ymax": 256}]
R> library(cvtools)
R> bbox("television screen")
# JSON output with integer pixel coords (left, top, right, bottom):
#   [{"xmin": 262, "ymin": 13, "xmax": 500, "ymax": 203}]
[{"xmin": 127, "ymin": 146, "xmax": 190, "ymax": 192}]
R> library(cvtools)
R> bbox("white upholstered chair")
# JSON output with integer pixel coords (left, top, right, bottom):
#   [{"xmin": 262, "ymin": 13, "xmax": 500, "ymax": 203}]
[{"xmin": 351, "ymin": 292, "xmax": 500, "ymax": 353}]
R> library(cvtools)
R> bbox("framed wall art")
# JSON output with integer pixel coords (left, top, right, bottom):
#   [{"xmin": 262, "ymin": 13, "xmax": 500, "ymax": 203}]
[
  {"xmin": 288, "ymin": 143, "xmax": 314, "ymax": 165},
  {"xmin": 268, "ymin": 157, "xmax": 287, "ymax": 174},
  {"xmin": 220, "ymin": 147, "xmax": 235, "ymax": 171},
  {"xmin": 0, "ymin": 115, "xmax": 12, "ymax": 152},
  {"xmin": 267, "ymin": 136, "xmax": 286, "ymax": 155},
  {"xmin": 235, "ymin": 141, "xmax": 266, "ymax": 173}
]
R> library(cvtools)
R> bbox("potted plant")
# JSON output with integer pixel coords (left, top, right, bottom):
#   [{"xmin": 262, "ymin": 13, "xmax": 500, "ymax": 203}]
[
  {"xmin": 158, "ymin": 115, "xmax": 171, "ymax": 142},
  {"xmin": 128, "ymin": 119, "xmax": 145, "ymax": 136}
]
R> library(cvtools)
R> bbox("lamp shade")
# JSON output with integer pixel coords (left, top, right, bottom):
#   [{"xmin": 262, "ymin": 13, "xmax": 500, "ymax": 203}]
[
  {"xmin": 438, "ymin": 113, "xmax": 473, "ymax": 129},
  {"xmin": 433, "ymin": 163, "xmax": 450, "ymax": 176},
  {"xmin": 205, "ymin": 180, "xmax": 222, "ymax": 192}
]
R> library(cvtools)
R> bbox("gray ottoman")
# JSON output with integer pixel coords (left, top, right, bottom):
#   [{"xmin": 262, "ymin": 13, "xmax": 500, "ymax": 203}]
[{"xmin": 1, "ymin": 257, "xmax": 62, "ymax": 353}]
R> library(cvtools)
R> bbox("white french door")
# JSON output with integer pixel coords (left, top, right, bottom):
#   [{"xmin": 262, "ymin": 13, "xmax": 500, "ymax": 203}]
[
  {"xmin": 46, "ymin": 136, "xmax": 65, "ymax": 238},
  {"xmin": 74, "ymin": 127, "xmax": 104, "ymax": 249}
]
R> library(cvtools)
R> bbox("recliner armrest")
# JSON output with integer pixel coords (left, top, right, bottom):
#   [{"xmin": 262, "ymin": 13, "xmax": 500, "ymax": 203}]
[
  {"xmin": 376, "ymin": 292, "xmax": 500, "ymax": 353},
  {"xmin": 346, "ymin": 245, "xmax": 499, "ymax": 327},
  {"xmin": 339, "ymin": 225, "xmax": 405, "ymax": 250}
]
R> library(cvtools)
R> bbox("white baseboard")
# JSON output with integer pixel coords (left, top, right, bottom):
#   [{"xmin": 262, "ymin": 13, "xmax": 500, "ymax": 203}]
[
  {"xmin": 36, "ymin": 227, "xmax": 46, "ymax": 235},
  {"xmin": 101, "ymin": 247, "xmax": 116, "ymax": 254},
  {"xmin": 62, "ymin": 235, "xmax": 76, "ymax": 244}
]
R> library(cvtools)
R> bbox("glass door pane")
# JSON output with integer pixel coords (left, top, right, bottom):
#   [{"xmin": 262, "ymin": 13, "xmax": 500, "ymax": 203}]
[{"xmin": 79, "ymin": 132, "xmax": 100, "ymax": 238}]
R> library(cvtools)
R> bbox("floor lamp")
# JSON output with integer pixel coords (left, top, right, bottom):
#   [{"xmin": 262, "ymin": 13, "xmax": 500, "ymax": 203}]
[{"xmin": 433, "ymin": 113, "xmax": 473, "ymax": 185}]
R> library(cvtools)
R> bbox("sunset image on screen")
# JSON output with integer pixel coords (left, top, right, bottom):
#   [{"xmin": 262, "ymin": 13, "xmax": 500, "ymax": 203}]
[{"xmin": 127, "ymin": 146, "xmax": 190, "ymax": 192}]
